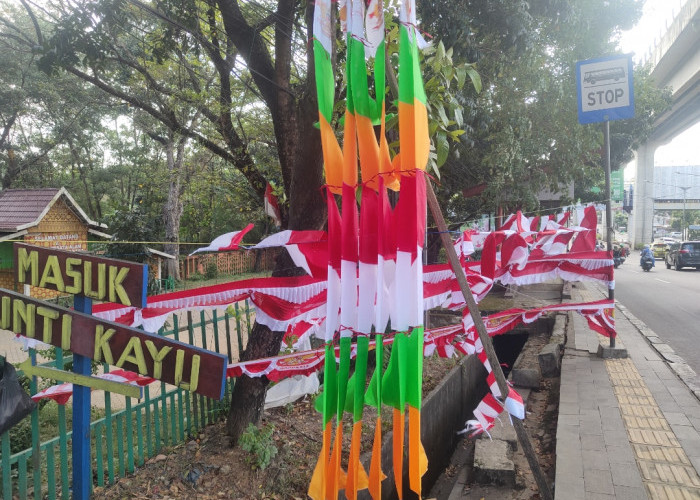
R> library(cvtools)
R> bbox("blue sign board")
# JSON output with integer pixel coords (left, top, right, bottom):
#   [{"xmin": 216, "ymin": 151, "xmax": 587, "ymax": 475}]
[{"xmin": 576, "ymin": 54, "xmax": 634, "ymax": 124}]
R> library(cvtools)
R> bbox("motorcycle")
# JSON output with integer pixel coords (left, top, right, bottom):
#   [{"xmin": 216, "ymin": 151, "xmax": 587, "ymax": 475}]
[
  {"xmin": 613, "ymin": 248, "xmax": 625, "ymax": 268},
  {"xmin": 641, "ymin": 255, "xmax": 654, "ymax": 272}
]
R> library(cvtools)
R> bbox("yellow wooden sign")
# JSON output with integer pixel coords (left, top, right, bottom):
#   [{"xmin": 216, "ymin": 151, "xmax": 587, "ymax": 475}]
[{"xmin": 18, "ymin": 359, "xmax": 142, "ymax": 399}]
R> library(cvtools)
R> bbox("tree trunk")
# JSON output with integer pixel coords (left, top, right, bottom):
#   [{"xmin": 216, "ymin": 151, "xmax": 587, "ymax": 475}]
[
  {"xmin": 225, "ymin": 0, "xmax": 326, "ymax": 444},
  {"xmin": 226, "ymin": 104, "xmax": 325, "ymax": 442},
  {"xmin": 162, "ymin": 135, "xmax": 186, "ymax": 280},
  {"xmin": 226, "ymin": 250, "xmax": 306, "ymax": 442}
]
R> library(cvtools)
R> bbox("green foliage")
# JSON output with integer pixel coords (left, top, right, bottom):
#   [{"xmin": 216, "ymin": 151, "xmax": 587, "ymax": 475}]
[
  {"xmin": 239, "ymin": 423, "xmax": 278, "ymax": 470},
  {"xmin": 421, "ymin": 42, "xmax": 480, "ymax": 175},
  {"xmin": 204, "ymin": 260, "xmax": 218, "ymax": 280},
  {"xmin": 417, "ymin": 0, "xmax": 667, "ymax": 221},
  {"xmin": 8, "ymin": 412, "xmax": 33, "ymax": 454},
  {"xmin": 102, "ymin": 209, "xmax": 160, "ymax": 263},
  {"xmin": 8, "ymin": 391, "xmax": 75, "ymax": 454}
]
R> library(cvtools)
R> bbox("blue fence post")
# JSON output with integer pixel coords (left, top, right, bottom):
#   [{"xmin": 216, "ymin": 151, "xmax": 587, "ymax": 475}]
[{"xmin": 72, "ymin": 294, "xmax": 92, "ymax": 500}]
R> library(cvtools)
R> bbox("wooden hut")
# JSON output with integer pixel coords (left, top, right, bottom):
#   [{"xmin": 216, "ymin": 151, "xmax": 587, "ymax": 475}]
[{"xmin": 0, "ymin": 188, "xmax": 110, "ymax": 298}]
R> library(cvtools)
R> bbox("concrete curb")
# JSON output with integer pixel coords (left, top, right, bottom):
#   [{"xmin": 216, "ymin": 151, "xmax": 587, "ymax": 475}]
[{"xmin": 538, "ymin": 313, "xmax": 566, "ymax": 377}]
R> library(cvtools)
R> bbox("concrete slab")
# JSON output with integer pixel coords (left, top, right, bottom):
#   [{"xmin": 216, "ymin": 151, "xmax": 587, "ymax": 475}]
[
  {"xmin": 539, "ymin": 343, "xmax": 561, "ymax": 377},
  {"xmin": 473, "ymin": 439, "xmax": 515, "ymax": 487},
  {"xmin": 478, "ymin": 412, "xmax": 517, "ymax": 451},
  {"xmin": 597, "ymin": 344, "xmax": 629, "ymax": 359}
]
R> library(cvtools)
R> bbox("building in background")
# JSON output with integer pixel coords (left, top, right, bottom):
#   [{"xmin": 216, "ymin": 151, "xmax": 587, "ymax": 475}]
[{"xmin": 0, "ymin": 187, "xmax": 110, "ymax": 298}]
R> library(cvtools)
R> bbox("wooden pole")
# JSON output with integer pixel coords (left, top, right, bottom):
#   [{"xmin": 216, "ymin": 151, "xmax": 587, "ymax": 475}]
[{"xmin": 425, "ymin": 178, "xmax": 553, "ymax": 500}]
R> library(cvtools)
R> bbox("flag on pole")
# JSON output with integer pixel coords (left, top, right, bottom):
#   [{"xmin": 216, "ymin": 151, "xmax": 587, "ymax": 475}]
[
  {"xmin": 188, "ymin": 224, "xmax": 254, "ymax": 256},
  {"xmin": 253, "ymin": 230, "xmax": 328, "ymax": 278},
  {"xmin": 505, "ymin": 387, "xmax": 525, "ymax": 420},
  {"xmin": 264, "ymin": 183, "xmax": 282, "ymax": 227}
]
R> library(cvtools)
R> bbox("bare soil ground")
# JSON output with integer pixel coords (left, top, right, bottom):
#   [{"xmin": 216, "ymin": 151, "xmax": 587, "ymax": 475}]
[{"xmin": 92, "ymin": 350, "xmax": 557, "ymax": 500}]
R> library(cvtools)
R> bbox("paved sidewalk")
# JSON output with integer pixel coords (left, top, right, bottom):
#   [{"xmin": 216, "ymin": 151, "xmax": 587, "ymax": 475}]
[{"xmin": 555, "ymin": 281, "xmax": 700, "ymax": 499}]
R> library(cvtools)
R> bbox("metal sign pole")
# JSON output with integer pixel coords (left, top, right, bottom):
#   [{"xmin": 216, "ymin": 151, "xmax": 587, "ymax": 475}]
[
  {"xmin": 603, "ymin": 120, "xmax": 615, "ymax": 348},
  {"xmin": 72, "ymin": 295, "xmax": 92, "ymax": 500}
]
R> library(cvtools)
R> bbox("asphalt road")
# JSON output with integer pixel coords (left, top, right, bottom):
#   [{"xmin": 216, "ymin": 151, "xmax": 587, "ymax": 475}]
[{"xmin": 613, "ymin": 253, "xmax": 700, "ymax": 380}]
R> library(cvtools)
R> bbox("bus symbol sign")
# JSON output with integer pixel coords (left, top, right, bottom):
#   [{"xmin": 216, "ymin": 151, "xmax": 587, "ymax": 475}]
[{"xmin": 576, "ymin": 54, "xmax": 634, "ymax": 124}]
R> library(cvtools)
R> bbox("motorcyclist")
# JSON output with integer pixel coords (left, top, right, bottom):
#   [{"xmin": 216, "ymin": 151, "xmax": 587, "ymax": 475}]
[{"xmin": 640, "ymin": 244, "xmax": 655, "ymax": 267}]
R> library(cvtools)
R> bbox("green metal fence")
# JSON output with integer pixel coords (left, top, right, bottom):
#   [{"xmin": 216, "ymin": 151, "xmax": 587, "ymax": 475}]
[{"xmin": 1, "ymin": 301, "xmax": 252, "ymax": 499}]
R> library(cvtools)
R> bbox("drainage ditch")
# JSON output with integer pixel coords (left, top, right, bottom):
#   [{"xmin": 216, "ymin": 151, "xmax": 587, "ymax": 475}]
[{"xmin": 422, "ymin": 317, "xmax": 559, "ymax": 500}]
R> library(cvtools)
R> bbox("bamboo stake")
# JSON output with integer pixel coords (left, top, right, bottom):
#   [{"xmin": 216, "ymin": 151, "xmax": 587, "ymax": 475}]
[{"xmin": 425, "ymin": 178, "xmax": 553, "ymax": 500}]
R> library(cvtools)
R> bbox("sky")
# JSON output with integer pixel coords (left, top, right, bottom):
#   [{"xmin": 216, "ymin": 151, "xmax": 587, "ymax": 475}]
[{"xmin": 619, "ymin": 0, "xmax": 699, "ymax": 177}]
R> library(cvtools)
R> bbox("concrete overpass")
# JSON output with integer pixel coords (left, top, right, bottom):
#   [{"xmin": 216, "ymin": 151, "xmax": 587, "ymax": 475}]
[{"xmin": 630, "ymin": 0, "xmax": 700, "ymax": 247}]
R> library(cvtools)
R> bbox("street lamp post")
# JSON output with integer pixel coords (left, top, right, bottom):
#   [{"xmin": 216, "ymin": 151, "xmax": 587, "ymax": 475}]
[
  {"xmin": 680, "ymin": 186, "xmax": 690, "ymax": 240},
  {"xmin": 675, "ymin": 173, "xmax": 694, "ymax": 240},
  {"xmin": 646, "ymin": 178, "xmax": 692, "ymax": 240}
]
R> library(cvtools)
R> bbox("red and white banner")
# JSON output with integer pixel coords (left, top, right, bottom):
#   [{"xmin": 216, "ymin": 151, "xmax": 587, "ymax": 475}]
[
  {"xmin": 93, "ymin": 276, "xmax": 328, "ymax": 333},
  {"xmin": 487, "ymin": 371, "xmax": 501, "ymax": 398},
  {"xmin": 497, "ymin": 251, "xmax": 614, "ymax": 288},
  {"xmin": 230, "ymin": 325, "xmax": 463, "ymax": 382},
  {"xmin": 87, "ymin": 298, "xmax": 614, "ymax": 387},
  {"xmin": 462, "ymin": 299, "xmax": 616, "ymax": 340},
  {"xmin": 92, "ymin": 261, "xmax": 494, "ymax": 335}
]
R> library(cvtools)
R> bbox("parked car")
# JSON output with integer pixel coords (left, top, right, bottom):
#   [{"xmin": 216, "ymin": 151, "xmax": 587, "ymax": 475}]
[
  {"xmin": 665, "ymin": 241, "xmax": 700, "ymax": 270},
  {"xmin": 651, "ymin": 241, "xmax": 669, "ymax": 259}
]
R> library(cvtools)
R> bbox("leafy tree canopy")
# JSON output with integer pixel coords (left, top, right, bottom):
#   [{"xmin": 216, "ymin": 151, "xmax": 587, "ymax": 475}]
[{"xmin": 418, "ymin": 0, "xmax": 670, "ymax": 222}]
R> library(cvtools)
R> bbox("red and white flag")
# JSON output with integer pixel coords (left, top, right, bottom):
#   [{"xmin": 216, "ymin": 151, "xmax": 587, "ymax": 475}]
[
  {"xmin": 472, "ymin": 392, "xmax": 504, "ymax": 432},
  {"xmin": 505, "ymin": 387, "xmax": 525, "ymax": 420},
  {"xmin": 570, "ymin": 204, "xmax": 597, "ymax": 253},
  {"xmin": 253, "ymin": 230, "xmax": 328, "ymax": 278},
  {"xmin": 264, "ymin": 183, "xmax": 282, "ymax": 227},
  {"xmin": 500, "ymin": 233, "xmax": 529, "ymax": 270},
  {"xmin": 499, "ymin": 210, "xmax": 530, "ymax": 232},
  {"xmin": 454, "ymin": 229, "xmax": 477, "ymax": 261},
  {"xmin": 188, "ymin": 224, "xmax": 254, "ymax": 256},
  {"xmin": 557, "ymin": 210, "xmax": 571, "ymax": 226}
]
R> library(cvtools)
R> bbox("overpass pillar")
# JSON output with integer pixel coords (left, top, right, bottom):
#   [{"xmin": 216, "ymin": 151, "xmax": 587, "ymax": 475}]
[{"xmin": 630, "ymin": 142, "xmax": 657, "ymax": 247}]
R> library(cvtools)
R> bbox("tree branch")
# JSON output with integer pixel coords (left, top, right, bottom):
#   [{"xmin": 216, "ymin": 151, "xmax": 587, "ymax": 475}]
[
  {"xmin": 18, "ymin": 0, "xmax": 43, "ymax": 45},
  {"xmin": 64, "ymin": 65, "xmax": 267, "ymax": 198},
  {"xmin": 216, "ymin": 0, "xmax": 284, "ymax": 112}
]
